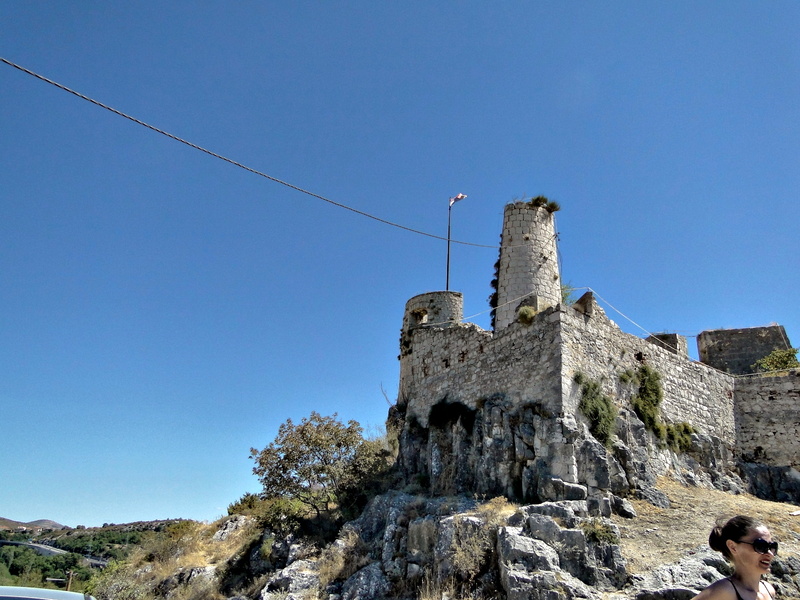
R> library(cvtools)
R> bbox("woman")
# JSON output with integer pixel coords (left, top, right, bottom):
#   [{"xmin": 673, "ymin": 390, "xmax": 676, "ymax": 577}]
[{"xmin": 692, "ymin": 515, "xmax": 777, "ymax": 599}]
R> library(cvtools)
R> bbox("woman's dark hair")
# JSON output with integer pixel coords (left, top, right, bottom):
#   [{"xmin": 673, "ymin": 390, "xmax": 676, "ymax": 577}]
[{"xmin": 709, "ymin": 515, "xmax": 764, "ymax": 559}]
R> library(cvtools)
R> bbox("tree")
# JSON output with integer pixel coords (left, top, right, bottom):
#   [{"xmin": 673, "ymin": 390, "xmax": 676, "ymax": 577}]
[
  {"xmin": 751, "ymin": 348, "xmax": 799, "ymax": 373},
  {"xmin": 250, "ymin": 412, "xmax": 388, "ymax": 519}
]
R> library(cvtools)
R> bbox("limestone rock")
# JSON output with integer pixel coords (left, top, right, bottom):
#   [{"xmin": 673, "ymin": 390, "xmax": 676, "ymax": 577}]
[
  {"xmin": 212, "ymin": 515, "xmax": 253, "ymax": 541},
  {"xmin": 341, "ymin": 562, "xmax": 391, "ymax": 600},
  {"xmin": 260, "ymin": 559, "xmax": 319, "ymax": 600}
]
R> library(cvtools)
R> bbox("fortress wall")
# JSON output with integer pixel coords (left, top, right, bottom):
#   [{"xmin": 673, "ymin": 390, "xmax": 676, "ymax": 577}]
[
  {"xmin": 697, "ymin": 325, "xmax": 790, "ymax": 375},
  {"xmin": 559, "ymin": 302, "xmax": 736, "ymax": 444},
  {"xmin": 734, "ymin": 370, "xmax": 800, "ymax": 467},
  {"xmin": 399, "ymin": 314, "xmax": 562, "ymax": 429}
]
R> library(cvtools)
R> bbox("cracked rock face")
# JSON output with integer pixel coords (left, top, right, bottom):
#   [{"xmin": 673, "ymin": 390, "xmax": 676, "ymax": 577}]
[{"xmin": 251, "ymin": 491, "xmax": 800, "ymax": 599}]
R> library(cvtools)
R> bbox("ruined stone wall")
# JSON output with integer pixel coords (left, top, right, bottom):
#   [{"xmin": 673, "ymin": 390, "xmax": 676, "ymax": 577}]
[
  {"xmin": 697, "ymin": 325, "xmax": 791, "ymax": 375},
  {"xmin": 734, "ymin": 370, "xmax": 800, "ymax": 467},
  {"xmin": 559, "ymin": 298, "xmax": 736, "ymax": 444},
  {"xmin": 398, "ymin": 315, "xmax": 562, "ymax": 428}
]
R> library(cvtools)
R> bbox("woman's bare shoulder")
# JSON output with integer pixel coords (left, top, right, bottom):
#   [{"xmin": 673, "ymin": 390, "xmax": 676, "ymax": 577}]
[{"xmin": 691, "ymin": 578, "xmax": 737, "ymax": 600}]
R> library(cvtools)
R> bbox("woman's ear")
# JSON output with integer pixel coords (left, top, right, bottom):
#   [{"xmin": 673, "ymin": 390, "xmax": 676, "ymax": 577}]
[{"xmin": 726, "ymin": 539, "xmax": 737, "ymax": 557}]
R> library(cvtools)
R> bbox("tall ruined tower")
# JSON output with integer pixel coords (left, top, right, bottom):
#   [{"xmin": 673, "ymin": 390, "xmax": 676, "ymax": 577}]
[{"xmin": 494, "ymin": 201, "xmax": 561, "ymax": 330}]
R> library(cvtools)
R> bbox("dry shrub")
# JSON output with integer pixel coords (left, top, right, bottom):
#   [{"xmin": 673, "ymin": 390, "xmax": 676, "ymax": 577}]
[
  {"xmin": 476, "ymin": 496, "xmax": 518, "ymax": 527},
  {"xmin": 317, "ymin": 528, "xmax": 371, "ymax": 589},
  {"xmin": 418, "ymin": 572, "xmax": 456, "ymax": 600},
  {"xmin": 451, "ymin": 517, "xmax": 492, "ymax": 583}
]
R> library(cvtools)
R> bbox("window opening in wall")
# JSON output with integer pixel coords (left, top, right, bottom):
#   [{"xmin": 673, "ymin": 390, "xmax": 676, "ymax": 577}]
[{"xmin": 411, "ymin": 309, "xmax": 428, "ymax": 326}]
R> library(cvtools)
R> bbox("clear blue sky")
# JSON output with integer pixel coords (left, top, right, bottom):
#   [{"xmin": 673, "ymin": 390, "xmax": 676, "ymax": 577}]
[{"xmin": 2, "ymin": 3, "xmax": 798, "ymax": 528}]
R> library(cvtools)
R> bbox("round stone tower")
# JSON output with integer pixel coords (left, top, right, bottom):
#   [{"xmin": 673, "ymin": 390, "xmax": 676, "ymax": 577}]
[
  {"xmin": 494, "ymin": 202, "xmax": 561, "ymax": 331},
  {"xmin": 397, "ymin": 291, "xmax": 463, "ymax": 403}
]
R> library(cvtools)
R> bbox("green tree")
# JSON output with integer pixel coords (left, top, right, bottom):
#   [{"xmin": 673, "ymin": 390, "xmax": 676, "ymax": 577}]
[
  {"xmin": 751, "ymin": 348, "xmax": 799, "ymax": 373},
  {"xmin": 250, "ymin": 412, "xmax": 389, "ymax": 520}
]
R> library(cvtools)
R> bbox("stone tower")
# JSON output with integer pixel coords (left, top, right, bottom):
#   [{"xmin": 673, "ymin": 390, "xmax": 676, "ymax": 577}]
[
  {"xmin": 398, "ymin": 291, "xmax": 463, "ymax": 402},
  {"xmin": 494, "ymin": 201, "xmax": 561, "ymax": 330}
]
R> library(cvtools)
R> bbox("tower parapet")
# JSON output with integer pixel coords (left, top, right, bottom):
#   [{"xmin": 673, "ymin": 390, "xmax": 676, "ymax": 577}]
[
  {"xmin": 401, "ymin": 291, "xmax": 463, "ymax": 334},
  {"xmin": 494, "ymin": 202, "xmax": 561, "ymax": 330}
]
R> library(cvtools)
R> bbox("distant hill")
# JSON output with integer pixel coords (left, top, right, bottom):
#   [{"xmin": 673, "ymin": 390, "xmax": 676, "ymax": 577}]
[{"xmin": 0, "ymin": 517, "xmax": 66, "ymax": 530}]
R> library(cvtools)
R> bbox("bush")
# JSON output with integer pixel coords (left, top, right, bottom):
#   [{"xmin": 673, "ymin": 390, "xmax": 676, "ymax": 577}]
[
  {"xmin": 628, "ymin": 366, "xmax": 696, "ymax": 451},
  {"xmin": 631, "ymin": 365, "xmax": 664, "ymax": 437},
  {"xmin": 250, "ymin": 412, "xmax": 392, "ymax": 529},
  {"xmin": 517, "ymin": 306, "xmax": 538, "ymax": 325},
  {"xmin": 317, "ymin": 529, "xmax": 371, "ymax": 589},
  {"xmin": 666, "ymin": 422, "xmax": 696, "ymax": 453},
  {"xmin": 575, "ymin": 373, "xmax": 617, "ymax": 447},
  {"xmin": 751, "ymin": 348, "xmax": 799, "ymax": 373},
  {"xmin": 580, "ymin": 519, "xmax": 619, "ymax": 545}
]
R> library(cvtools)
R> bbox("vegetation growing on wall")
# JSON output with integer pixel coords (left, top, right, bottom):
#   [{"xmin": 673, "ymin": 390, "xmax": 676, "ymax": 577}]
[
  {"xmin": 561, "ymin": 282, "xmax": 577, "ymax": 305},
  {"xmin": 626, "ymin": 366, "xmax": 696, "ymax": 452},
  {"xmin": 517, "ymin": 305, "xmax": 538, "ymax": 325},
  {"xmin": 751, "ymin": 348, "xmax": 799, "ymax": 373},
  {"xmin": 488, "ymin": 244, "xmax": 501, "ymax": 330},
  {"xmin": 527, "ymin": 195, "xmax": 561, "ymax": 213},
  {"xmin": 574, "ymin": 373, "xmax": 617, "ymax": 447},
  {"xmin": 630, "ymin": 365, "xmax": 664, "ymax": 437}
]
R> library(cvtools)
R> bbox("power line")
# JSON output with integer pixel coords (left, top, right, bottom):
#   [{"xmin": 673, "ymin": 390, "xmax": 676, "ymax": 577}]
[{"xmin": 1, "ymin": 57, "xmax": 498, "ymax": 249}]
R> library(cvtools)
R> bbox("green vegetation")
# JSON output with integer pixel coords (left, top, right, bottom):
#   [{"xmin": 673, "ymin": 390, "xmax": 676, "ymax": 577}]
[
  {"xmin": 666, "ymin": 422, "xmax": 696, "ymax": 453},
  {"xmin": 580, "ymin": 518, "xmax": 619, "ymax": 545},
  {"xmin": 574, "ymin": 373, "xmax": 617, "ymax": 447},
  {"xmin": 626, "ymin": 365, "xmax": 696, "ymax": 452},
  {"xmin": 0, "ymin": 544, "xmax": 93, "ymax": 591},
  {"xmin": 561, "ymin": 282, "xmax": 577, "ymax": 305},
  {"xmin": 48, "ymin": 528, "xmax": 144, "ymax": 561},
  {"xmin": 517, "ymin": 305, "xmax": 538, "ymax": 325},
  {"xmin": 527, "ymin": 195, "xmax": 561, "ymax": 213},
  {"xmin": 488, "ymin": 253, "xmax": 501, "ymax": 330},
  {"xmin": 751, "ymin": 348, "xmax": 799, "ymax": 373},
  {"xmin": 250, "ymin": 412, "xmax": 392, "ymax": 531},
  {"xmin": 630, "ymin": 365, "xmax": 664, "ymax": 438}
]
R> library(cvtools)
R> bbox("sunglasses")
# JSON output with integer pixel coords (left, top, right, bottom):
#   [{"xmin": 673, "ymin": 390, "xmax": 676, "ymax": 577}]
[{"xmin": 737, "ymin": 538, "xmax": 779, "ymax": 555}]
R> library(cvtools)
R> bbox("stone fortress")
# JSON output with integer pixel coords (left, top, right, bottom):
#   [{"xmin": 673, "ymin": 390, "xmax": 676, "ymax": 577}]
[{"xmin": 391, "ymin": 199, "xmax": 800, "ymax": 507}]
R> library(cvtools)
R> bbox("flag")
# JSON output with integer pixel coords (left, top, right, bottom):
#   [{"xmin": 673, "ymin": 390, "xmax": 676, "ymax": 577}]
[{"xmin": 449, "ymin": 193, "xmax": 467, "ymax": 207}]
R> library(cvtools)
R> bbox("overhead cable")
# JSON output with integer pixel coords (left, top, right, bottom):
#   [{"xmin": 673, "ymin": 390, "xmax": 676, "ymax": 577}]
[{"xmin": 1, "ymin": 57, "xmax": 499, "ymax": 249}]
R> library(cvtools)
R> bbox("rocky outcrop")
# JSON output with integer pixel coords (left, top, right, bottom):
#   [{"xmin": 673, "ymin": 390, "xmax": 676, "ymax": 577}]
[
  {"xmin": 247, "ymin": 492, "xmax": 800, "ymax": 599},
  {"xmin": 254, "ymin": 492, "xmax": 632, "ymax": 599},
  {"xmin": 395, "ymin": 392, "xmax": 745, "ymax": 511}
]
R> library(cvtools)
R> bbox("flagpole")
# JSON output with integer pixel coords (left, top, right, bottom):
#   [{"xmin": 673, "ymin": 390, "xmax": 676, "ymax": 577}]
[
  {"xmin": 445, "ymin": 194, "xmax": 466, "ymax": 291},
  {"xmin": 446, "ymin": 202, "xmax": 452, "ymax": 291}
]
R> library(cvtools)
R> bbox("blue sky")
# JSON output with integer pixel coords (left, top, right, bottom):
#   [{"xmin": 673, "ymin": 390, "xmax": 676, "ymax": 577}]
[{"xmin": 2, "ymin": 3, "xmax": 798, "ymax": 528}]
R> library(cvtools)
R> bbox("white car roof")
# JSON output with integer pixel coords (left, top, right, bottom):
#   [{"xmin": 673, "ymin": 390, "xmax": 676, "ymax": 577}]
[{"xmin": 0, "ymin": 587, "xmax": 95, "ymax": 600}]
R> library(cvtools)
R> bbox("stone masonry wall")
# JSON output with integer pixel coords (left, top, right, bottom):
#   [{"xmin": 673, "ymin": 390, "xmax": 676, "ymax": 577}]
[
  {"xmin": 398, "ymin": 316, "xmax": 561, "ymax": 428},
  {"xmin": 399, "ymin": 295, "xmax": 737, "ymax": 452},
  {"xmin": 559, "ymin": 297, "xmax": 736, "ymax": 444},
  {"xmin": 495, "ymin": 203, "xmax": 561, "ymax": 331},
  {"xmin": 734, "ymin": 370, "xmax": 800, "ymax": 467},
  {"xmin": 697, "ymin": 325, "xmax": 792, "ymax": 375}
]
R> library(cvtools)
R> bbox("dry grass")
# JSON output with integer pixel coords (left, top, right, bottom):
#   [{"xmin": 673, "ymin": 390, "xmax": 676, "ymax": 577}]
[
  {"xmin": 317, "ymin": 528, "xmax": 371, "ymax": 589},
  {"xmin": 611, "ymin": 477, "xmax": 800, "ymax": 574},
  {"xmin": 476, "ymin": 496, "xmax": 518, "ymax": 526}
]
